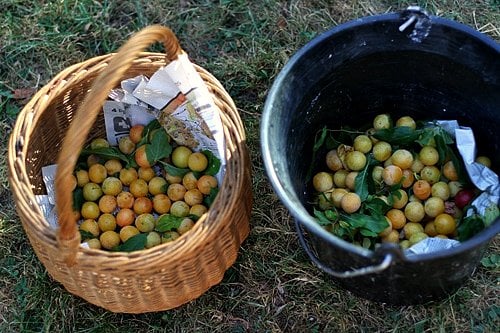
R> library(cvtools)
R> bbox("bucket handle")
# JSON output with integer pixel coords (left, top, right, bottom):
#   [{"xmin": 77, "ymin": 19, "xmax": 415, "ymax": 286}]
[
  {"xmin": 54, "ymin": 26, "xmax": 183, "ymax": 266},
  {"xmin": 295, "ymin": 219, "xmax": 393, "ymax": 278}
]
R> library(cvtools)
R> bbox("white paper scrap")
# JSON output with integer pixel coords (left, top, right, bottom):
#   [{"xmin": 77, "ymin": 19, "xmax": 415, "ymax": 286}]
[
  {"xmin": 103, "ymin": 101, "xmax": 157, "ymax": 145},
  {"xmin": 405, "ymin": 237, "xmax": 460, "ymax": 256},
  {"xmin": 35, "ymin": 195, "xmax": 58, "ymax": 229},
  {"xmin": 41, "ymin": 164, "xmax": 57, "ymax": 205},
  {"xmin": 456, "ymin": 127, "xmax": 500, "ymax": 216}
]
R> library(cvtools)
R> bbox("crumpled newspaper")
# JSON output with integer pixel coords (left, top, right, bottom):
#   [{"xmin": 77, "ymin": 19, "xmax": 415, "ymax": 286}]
[
  {"xmin": 405, "ymin": 120, "xmax": 499, "ymax": 256},
  {"xmin": 35, "ymin": 195, "xmax": 58, "ymax": 229},
  {"xmin": 106, "ymin": 52, "xmax": 225, "ymax": 171},
  {"xmin": 405, "ymin": 237, "xmax": 460, "ymax": 257},
  {"xmin": 435, "ymin": 120, "xmax": 499, "ymax": 218}
]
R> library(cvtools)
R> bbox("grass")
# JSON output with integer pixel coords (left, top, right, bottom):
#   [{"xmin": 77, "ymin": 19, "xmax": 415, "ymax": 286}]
[{"xmin": 1, "ymin": 0, "xmax": 499, "ymax": 332}]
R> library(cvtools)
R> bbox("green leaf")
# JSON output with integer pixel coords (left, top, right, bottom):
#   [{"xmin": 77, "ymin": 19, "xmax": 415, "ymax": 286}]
[
  {"xmin": 80, "ymin": 146, "xmax": 130, "ymax": 164},
  {"xmin": 144, "ymin": 119, "xmax": 162, "ymax": 133},
  {"xmin": 324, "ymin": 134, "xmax": 342, "ymax": 150},
  {"xmin": 113, "ymin": 233, "xmax": 147, "ymax": 252},
  {"xmin": 363, "ymin": 197, "xmax": 391, "ymax": 216},
  {"xmin": 325, "ymin": 209, "xmax": 339, "ymax": 221},
  {"xmin": 155, "ymin": 214, "xmax": 184, "ymax": 232},
  {"xmin": 313, "ymin": 208, "xmax": 332, "ymax": 226},
  {"xmin": 75, "ymin": 157, "xmax": 89, "ymax": 171},
  {"xmin": 333, "ymin": 221, "xmax": 351, "ymax": 238},
  {"xmin": 416, "ymin": 128, "xmax": 436, "ymax": 146},
  {"xmin": 203, "ymin": 187, "xmax": 219, "ymax": 207},
  {"xmin": 340, "ymin": 212, "xmax": 389, "ymax": 237},
  {"xmin": 72, "ymin": 187, "xmax": 84, "ymax": 212},
  {"xmin": 358, "ymin": 228, "xmax": 379, "ymax": 238},
  {"xmin": 188, "ymin": 213, "xmax": 201, "ymax": 222},
  {"xmin": 437, "ymin": 126, "xmax": 454, "ymax": 144},
  {"xmin": 449, "ymin": 148, "xmax": 469, "ymax": 185},
  {"xmin": 202, "ymin": 150, "xmax": 221, "ymax": 176},
  {"xmin": 355, "ymin": 155, "xmax": 377, "ymax": 201},
  {"xmin": 127, "ymin": 158, "xmax": 138, "ymax": 169},
  {"xmin": 339, "ymin": 213, "xmax": 371, "ymax": 229},
  {"xmin": 484, "ymin": 203, "xmax": 500, "ymax": 227},
  {"xmin": 372, "ymin": 127, "xmax": 421, "ymax": 145},
  {"xmin": 313, "ymin": 127, "xmax": 328, "ymax": 152},
  {"xmin": 384, "ymin": 185, "xmax": 402, "ymax": 207},
  {"xmin": 481, "ymin": 254, "xmax": 500, "ymax": 269},
  {"xmin": 79, "ymin": 230, "xmax": 95, "ymax": 241},
  {"xmin": 434, "ymin": 133, "xmax": 449, "ymax": 165},
  {"xmin": 388, "ymin": 184, "xmax": 403, "ymax": 200},
  {"xmin": 137, "ymin": 119, "xmax": 162, "ymax": 146},
  {"xmin": 145, "ymin": 128, "xmax": 172, "ymax": 165},
  {"xmin": 416, "ymin": 125, "xmax": 454, "ymax": 148},
  {"xmin": 306, "ymin": 127, "xmax": 328, "ymax": 182},
  {"xmin": 457, "ymin": 213, "xmax": 485, "ymax": 241},
  {"xmin": 362, "ymin": 215, "xmax": 390, "ymax": 236},
  {"xmin": 160, "ymin": 161, "xmax": 190, "ymax": 177},
  {"xmin": 362, "ymin": 237, "xmax": 373, "ymax": 249}
]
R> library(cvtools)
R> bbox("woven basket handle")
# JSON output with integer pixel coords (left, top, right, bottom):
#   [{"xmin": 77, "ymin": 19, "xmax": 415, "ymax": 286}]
[{"xmin": 55, "ymin": 25, "xmax": 183, "ymax": 265}]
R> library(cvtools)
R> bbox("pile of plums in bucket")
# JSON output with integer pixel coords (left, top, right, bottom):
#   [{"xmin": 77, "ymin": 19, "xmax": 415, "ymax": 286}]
[{"xmin": 310, "ymin": 114, "xmax": 494, "ymax": 250}]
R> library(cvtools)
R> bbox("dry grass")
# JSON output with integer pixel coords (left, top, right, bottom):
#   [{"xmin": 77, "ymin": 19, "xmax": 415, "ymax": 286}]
[{"xmin": 1, "ymin": 0, "xmax": 499, "ymax": 332}]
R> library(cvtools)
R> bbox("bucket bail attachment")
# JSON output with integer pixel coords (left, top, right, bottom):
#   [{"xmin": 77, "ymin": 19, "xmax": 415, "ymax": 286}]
[{"xmin": 399, "ymin": 6, "xmax": 432, "ymax": 43}]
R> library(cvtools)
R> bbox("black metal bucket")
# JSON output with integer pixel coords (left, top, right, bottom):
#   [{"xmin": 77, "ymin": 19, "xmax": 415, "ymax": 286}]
[{"xmin": 261, "ymin": 8, "xmax": 500, "ymax": 305}]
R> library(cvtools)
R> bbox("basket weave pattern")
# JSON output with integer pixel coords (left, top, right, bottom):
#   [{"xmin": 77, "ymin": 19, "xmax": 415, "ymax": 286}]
[{"xmin": 8, "ymin": 26, "xmax": 251, "ymax": 313}]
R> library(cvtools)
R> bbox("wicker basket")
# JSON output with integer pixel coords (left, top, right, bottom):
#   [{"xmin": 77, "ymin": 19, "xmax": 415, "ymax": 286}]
[{"xmin": 7, "ymin": 26, "xmax": 252, "ymax": 313}]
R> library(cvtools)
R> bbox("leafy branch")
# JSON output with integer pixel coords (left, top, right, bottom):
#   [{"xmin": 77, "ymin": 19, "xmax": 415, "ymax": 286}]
[{"xmin": 314, "ymin": 207, "xmax": 389, "ymax": 245}]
